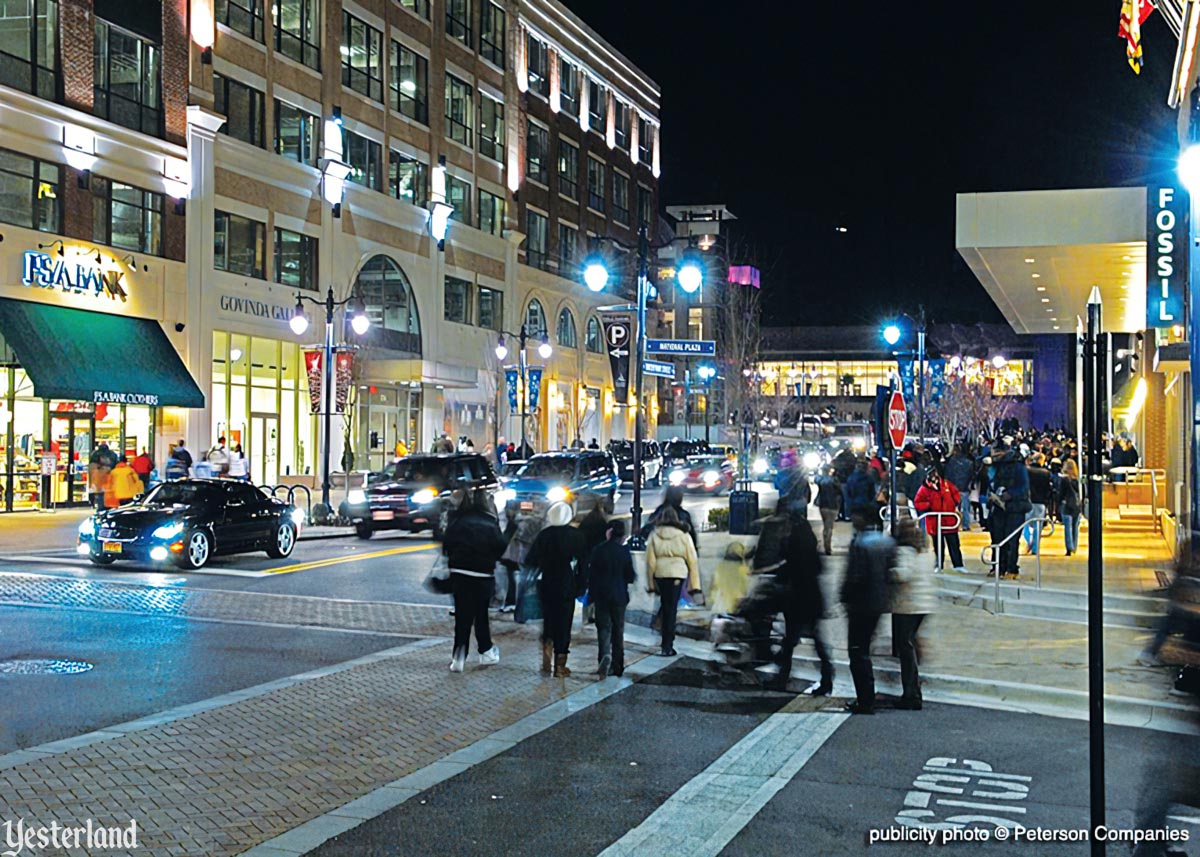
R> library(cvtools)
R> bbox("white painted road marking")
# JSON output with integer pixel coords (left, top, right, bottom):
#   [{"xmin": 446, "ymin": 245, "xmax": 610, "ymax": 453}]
[
  {"xmin": 897, "ymin": 758, "xmax": 1032, "ymax": 831},
  {"xmin": 597, "ymin": 705, "xmax": 848, "ymax": 857}
]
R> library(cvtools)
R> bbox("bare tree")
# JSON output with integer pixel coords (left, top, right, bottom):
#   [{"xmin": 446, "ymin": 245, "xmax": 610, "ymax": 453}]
[
  {"xmin": 928, "ymin": 373, "xmax": 1017, "ymax": 446},
  {"xmin": 718, "ymin": 279, "xmax": 763, "ymax": 437}
]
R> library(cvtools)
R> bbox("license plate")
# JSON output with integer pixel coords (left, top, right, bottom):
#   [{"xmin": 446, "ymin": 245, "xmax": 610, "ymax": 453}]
[
  {"xmin": 520, "ymin": 501, "xmax": 534, "ymax": 511},
  {"xmin": 102, "ymin": 541, "xmax": 122, "ymax": 554},
  {"xmin": 372, "ymin": 510, "xmax": 394, "ymax": 521}
]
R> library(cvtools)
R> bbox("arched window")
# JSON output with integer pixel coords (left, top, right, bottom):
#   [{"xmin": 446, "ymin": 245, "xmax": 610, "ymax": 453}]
[
  {"xmin": 526, "ymin": 299, "xmax": 547, "ymax": 339},
  {"xmin": 585, "ymin": 316, "xmax": 602, "ymax": 353},
  {"xmin": 355, "ymin": 255, "xmax": 422, "ymax": 354},
  {"xmin": 557, "ymin": 308, "xmax": 577, "ymax": 348}
]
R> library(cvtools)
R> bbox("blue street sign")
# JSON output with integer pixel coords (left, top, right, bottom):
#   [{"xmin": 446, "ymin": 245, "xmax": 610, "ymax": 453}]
[
  {"xmin": 646, "ymin": 339, "xmax": 716, "ymax": 356},
  {"xmin": 643, "ymin": 360, "xmax": 675, "ymax": 379}
]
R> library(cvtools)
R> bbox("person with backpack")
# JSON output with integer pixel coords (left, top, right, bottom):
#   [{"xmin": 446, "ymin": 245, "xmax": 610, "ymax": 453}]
[
  {"xmin": 586, "ymin": 519, "xmax": 636, "ymax": 679},
  {"xmin": 645, "ymin": 505, "xmax": 701, "ymax": 657},
  {"xmin": 1058, "ymin": 458, "xmax": 1082, "ymax": 556}
]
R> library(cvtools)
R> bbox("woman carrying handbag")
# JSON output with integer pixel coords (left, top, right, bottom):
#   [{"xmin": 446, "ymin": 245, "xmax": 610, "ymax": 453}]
[
  {"xmin": 645, "ymin": 506, "xmax": 702, "ymax": 656},
  {"xmin": 441, "ymin": 490, "xmax": 508, "ymax": 673}
]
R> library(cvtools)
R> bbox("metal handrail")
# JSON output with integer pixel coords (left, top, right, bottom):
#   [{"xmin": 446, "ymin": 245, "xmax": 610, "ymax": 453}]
[
  {"xmin": 880, "ymin": 507, "xmax": 962, "ymax": 570},
  {"xmin": 980, "ymin": 515, "xmax": 1056, "ymax": 608}
]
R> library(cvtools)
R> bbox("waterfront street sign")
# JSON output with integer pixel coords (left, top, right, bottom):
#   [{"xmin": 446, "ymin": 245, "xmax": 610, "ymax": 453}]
[
  {"xmin": 646, "ymin": 339, "xmax": 716, "ymax": 356},
  {"xmin": 643, "ymin": 360, "xmax": 675, "ymax": 379}
]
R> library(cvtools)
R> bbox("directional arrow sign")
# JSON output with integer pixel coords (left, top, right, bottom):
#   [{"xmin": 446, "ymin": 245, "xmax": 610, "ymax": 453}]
[
  {"xmin": 646, "ymin": 338, "xmax": 716, "ymax": 356},
  {"xmin": 643, "ymin": 360, "xmax": 675, "ymax": 379}
]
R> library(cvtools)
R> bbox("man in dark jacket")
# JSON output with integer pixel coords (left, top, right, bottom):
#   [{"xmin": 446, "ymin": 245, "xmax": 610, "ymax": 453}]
[
  {"xmin": 768, "ymin": 507, "xmax": 834, "ymax": 694},
  {"xmin": 943, "ymin": 444, "xmax": 974, "ymax": 531},
  {"xmin": 1024, "ymin": 454, "xmax": 1053, "ymax": 556},
  {"xmin": 840, "ymin": 514, "xmax": 896, "ymax": 714},
  {"xmin": 988, "ymin": 442, "xmax": 1031, "ymax": 578},
  {"xmin": 527, "ymin": 502, "xmax": 587, "ymax": 677},
  {"xmin": 442, "ymin": 490, "xmax": 509, "ymax": 673},
  {"xmin": 832, "ymin": 449, "xmax": 858, "ymax": 520},
  {"xmin": 814, "ymin": 467, "xmax": 841, "ymax": 555},
  {"xmin": 843, "ymin": 461, "xmax": 878, "ymax": 522},
  {"xmin": 586, "ymin": 519, "xmax": 636, "ymax": 679}
]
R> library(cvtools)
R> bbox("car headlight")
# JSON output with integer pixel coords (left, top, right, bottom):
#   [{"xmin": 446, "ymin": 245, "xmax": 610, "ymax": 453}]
[
  {"xmin": 751, "ymin": 458, "xmax": 768, "ymax": 475},
  {"xmin": 829, "ymin": 439, "xmax": 841, "ymax": 448},
  {"xmin": 347, "ymin": 489, "xmax": 367, "ymax": 505},
  {"xmin": 152, "ymin": 521, "xmax": 185, "ymax": 540},
  {"xmin": 78, "ymin": 517, "xmax": 96, "ymax": 537},
  {"xmin": 290, "ymin": 507, "xmax": 306, "ymax": 526},
  {"xmin": 852, "ymin": 438, "xmax": 867, "ymax": 450},
  {"xmin": 495, "ymin": 488, "xmax": 516, "ymax": 506},
  {"xmin": 546, "ymin": 486, "xmax": 570, "ymax": 504},
  {"xmin": 803, "ymin": 452, "xmax": 822, "ymax": 470},
  {"xmin": 669, "ymin": 470, "xmax": 686, "ymax": 486},
  {"xmin": 411, "ymin": 488, "xmax": 437, "ymax": 506},
  {"xmin": 702, "ymin": 470, "xmax": 721, "ymax": 485}
]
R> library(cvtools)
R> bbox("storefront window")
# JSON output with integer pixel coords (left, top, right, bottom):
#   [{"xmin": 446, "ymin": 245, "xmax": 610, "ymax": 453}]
[{"xmin": 356, "ymin": 255, "xmax": 422, "ymax": 354}]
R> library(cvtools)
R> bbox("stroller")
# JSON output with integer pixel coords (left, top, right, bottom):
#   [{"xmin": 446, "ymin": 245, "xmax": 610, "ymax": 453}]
[{"xmin": 709, "ymin": 572, "xmax": 789, "ymax": 684}]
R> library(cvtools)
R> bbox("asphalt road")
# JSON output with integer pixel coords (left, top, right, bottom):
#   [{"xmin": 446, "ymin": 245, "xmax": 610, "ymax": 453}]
[{"xmin": 314, "ymin": 658, "xmax": 1200, "ymax": 857}]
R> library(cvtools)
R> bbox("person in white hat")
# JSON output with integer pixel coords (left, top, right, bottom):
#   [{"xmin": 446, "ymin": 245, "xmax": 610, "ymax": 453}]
[{"xmin": 526, "ymin": 501, "xmax": 586, "ymax": 677}]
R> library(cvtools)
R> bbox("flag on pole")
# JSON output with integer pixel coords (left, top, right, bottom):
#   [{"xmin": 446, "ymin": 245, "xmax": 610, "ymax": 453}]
[{"xmin": 1118, "ymin": 0, "xmax": 1155, "ymax": 74}]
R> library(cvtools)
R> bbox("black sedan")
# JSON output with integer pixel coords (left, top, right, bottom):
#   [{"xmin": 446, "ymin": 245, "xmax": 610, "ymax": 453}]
[{"xmin": 77, "ymin": 479, "xmax": 302, "ymax": 570}]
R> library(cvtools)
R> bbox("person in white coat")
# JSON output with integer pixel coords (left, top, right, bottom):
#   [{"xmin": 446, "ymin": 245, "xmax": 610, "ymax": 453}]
[
  {"xmin": 891, "ymin": 518, "xmax": 937, "ymax": 710},
  {"xmin": 645, "ymin": 505, "xmax": 701, "ymax": 656}
]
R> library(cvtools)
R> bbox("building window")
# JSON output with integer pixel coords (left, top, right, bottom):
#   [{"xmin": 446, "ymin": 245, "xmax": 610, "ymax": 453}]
[
  {"xmin": 637, "ymin": 184, "xmax": 652, "ymax": 228},
  {"xmin": 95, "ymin": 181, "xmax": 162, "ymax": 255},
  {"xmin": 587, "ymin": 79, "xmax": 605, "ymax": 132},
  {"xmin": 94, "ymin": 21, "xmax": 161, "ymax": 136},
  {"xmin": 274, "ymin": 0, "xmax": 319, "ymax": 69},
  {"xmin": 559, "ymin": 59, "xmax": 579, "ymax": 116},
  {"xmin": 445, "ymin": 0, "xmax": 470, "ymax": 45},
  {"xmin": 342, "ymin": 12, "xmax": 383, "ymax": 102},
  {"xmin": 344, "ymin": 130, "xmax": 382, "ymax": 190},
  {"xmin": 389, "ymin": 42, "xmax": 428, "ymax": 124},
  {"xmin": 214, "ymin": 210, "xmax": 265, "ymax": 278},
  {"xmin": 0, "ymin": 150, "xmax": 59, "ymax": 233},
  {"xmin": 613, "ymin": 100, "xmax": 630, "ymax": 149},
  {"xmin": 444, "ymin": 275, "xmax": 472, "ymax": 324},
  {"xmin": 527, "ymin": 34, "xmax": 548, "ymax": 97},
  {"xmin": 275, "ymin": 100, "xmax": 318, "ymax": 165},
  {"xmin": 477, "ymin": 286, "xmax": 502, "ymax": 331},
  {"xmin": 557, "ymin": 139, "xmax": 578, "ymax": 199},
  {"xmin": 445, "ymin": 74, "xmax": 472, "ymax": 146},
  {"xmin": 399, "ymin": 0, "xmax": 428, "ymax": 19},
  {"xmin": 389, "ymin": 150, "xmax": 427, "ymax": 206},
  {"xmin": 216, "ymin": 0, "xmax": 263, "ymax": 41},
  {"xmin": 585, "ymin": 316, "xmax": 602, "ymax": 353},
  {"xmin": 478, "ymin": 92, "xmax": 504, "ymax": 161},
  {"xmin": 446, "ymin": 174, "xmax": 470, "ymax": 223},
  {"xmin": 0, "ymin": 0, "xmax": 57, "ymax": 99},
  {"xmin": 356, "ymin": 255, "xmax": 422, "ymax": 353},
  {"xmin": 526, "ymin": 298, "xmax": 547, "ymax": 339},
  {"xmin": 480, "ymin": 2, "xmax": 504, "ymax": 65},
  {"xmin": 612, "ymin": 172, "xmax": 630, "ymax": 224},
  {"xmin": 478, "ymin": 188, "xmax": 504, "ymax": 236},
  {"xmin": 526, "ymin": 122, "xmax": 548, "ymax": 184},
  {"xmin": 638, "ymin": 117, "xmax": 652, "ymax": 162},
  {"xmin": 557, "ymin": 308, "xmax": 577, "ymax": 348},
  {"xmin": 558, "ymin": 223, "xmax": 576, "ymax": 271},
  {"xmin": 274, "ymin": 228, "xmax": 317, "ymax": 290},
  {"xmin": 215, "ymin": 74, "xmax": 265, "ymax": 147},
  {"xmin": 587, "ymin": 158, "xmax": 604, "ymax": 212},
  {"xmin": 525, "ymin": 210, "xmax": 547, "ymax": 270}
]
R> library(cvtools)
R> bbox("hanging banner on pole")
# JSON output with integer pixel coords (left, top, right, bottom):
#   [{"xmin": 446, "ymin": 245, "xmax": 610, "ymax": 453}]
[
  {"xmin": 505, "ymin": 368, "xmax": 519, "ymax": 415},
  {"xmin": 333, "ymin": 349, "xmax": 354, "ymax": 414},
  {"xmin": 602, "ymin": 314, "xmax": 632, "ymax": 403},
  {"xmin": 304, "ymin": 349, "xmax": 323, "ymax": 414},
  {"xmin": 527, "ymin": 367, "xmax": 544, "ymax": 411},
  {"xmin": 897, "ymin": 358, "xmax": 916, "ymax": 403}
]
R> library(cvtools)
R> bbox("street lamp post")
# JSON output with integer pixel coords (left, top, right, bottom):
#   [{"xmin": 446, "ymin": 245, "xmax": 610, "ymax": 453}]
[
  {"xmin": 697, "ymin": 363, "xmax": 716, "ymax": 443},
  {"xmin": 882, "ymin": 309, "xmax": 927, "ymax": 442},
  {"xmin": 289, "ymin": 287, "xmax": 370, "ymax": 516},
  {"xmin": 494, "ymin": 325, "xmax": 552, "ymax": 455}
]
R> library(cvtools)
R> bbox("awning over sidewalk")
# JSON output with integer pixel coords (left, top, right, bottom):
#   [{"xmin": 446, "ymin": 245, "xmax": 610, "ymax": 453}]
[{"xmin": 0, "ymin": 298, "xmax": 205, "ymax": 408}]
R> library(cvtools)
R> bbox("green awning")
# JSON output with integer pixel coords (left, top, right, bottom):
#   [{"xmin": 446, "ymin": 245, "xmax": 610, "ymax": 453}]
[{"xmin": 0, "ymin": 298, "xmax": 205, "ymax": 408}]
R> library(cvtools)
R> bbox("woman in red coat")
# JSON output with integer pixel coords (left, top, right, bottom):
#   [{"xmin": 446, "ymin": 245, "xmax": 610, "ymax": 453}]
[{"xmin": 913, "ymin": 469, "xmax": 964, "ymax": 570}]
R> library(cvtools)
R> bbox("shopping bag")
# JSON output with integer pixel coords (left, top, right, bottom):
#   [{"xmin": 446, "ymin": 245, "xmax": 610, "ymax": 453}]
[
  {"xmin": 422, "ymin": 553, "xmax": 453, "ymax": 595},
  {"xmin": 514, "ymin": 567, "xmax": 542, "ymax": 624}
]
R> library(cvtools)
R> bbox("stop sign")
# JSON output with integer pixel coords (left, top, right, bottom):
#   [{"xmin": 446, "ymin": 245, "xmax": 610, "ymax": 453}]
[{"xmin": 887, "ymin": 391, "xmax": 908, "ymax": 450}]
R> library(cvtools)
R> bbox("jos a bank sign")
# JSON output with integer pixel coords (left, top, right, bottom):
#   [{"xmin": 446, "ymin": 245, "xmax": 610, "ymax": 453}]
[{"xmin": 21, "ymin": 250, "xmax": 128, "ymax": 301}]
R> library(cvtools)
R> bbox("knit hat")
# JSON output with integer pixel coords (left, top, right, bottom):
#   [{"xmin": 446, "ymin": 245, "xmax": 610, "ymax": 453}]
[{"xmin": 547, "ymin": 501, "xmax": 573, "ymax": 527}]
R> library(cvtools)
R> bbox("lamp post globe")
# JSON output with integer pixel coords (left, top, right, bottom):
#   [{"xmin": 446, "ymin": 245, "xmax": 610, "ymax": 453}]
[
  {"xmin": 882, "ymin": 324, "xmax": 901, "ymax": 346},
  {"xmin": 538, "ymin": 335, "xmax": 553, "ymax": 359},
  {"xmin": 583, "ymin": 256, "xmax": 609, "ymax": 292},
  {"xmin": 1180, "ymin": 144, "xmax": 1200, "ymax": 194},
  {"xmin": 290, "ymin": 307, "xmax": 309, "ymax": 336},
  {"xmin": 676, "ymin": 248, "xmax": 704, "ymax": 294},
  {"xmin": 494, "ymin": 337, "xmax": 508, "ymax": 361}
]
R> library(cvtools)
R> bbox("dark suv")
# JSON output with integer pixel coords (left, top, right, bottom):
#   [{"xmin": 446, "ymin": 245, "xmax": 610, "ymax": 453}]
[
  {"xmin": 343, "ymin": 453, "xmax": 499, "ymax": 540},
  {"xmin": 662, "ymin": 438, "xmax": 709, "ymax": 468},
  {"xmin": 607, "ymin": 440, "xmax": 665, "ymax": 486}
]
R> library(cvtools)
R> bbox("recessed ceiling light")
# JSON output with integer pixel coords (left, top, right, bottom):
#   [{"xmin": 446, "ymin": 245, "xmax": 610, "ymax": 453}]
[
  {"xmin": 1036, "ymin": 286, "xmax": 1046, "ymax": 292},
  {"xmin": 1024, "ymin": 258, "xmax": 1035, "ymax": 263},
  {"xmin": 1121, "ymin": 284, "xmax": 1128, "ymax": 289},
  {"xmin": 1040, "ymin": 298, "xmax": 1050, "ymax": 303},
  {"xmin": 1122, "ymin": 255, "xmax": 1131, "ymax": 261},
  {"xmin": 1053, "ymin": 325, "xmax": 1061, "ymax": 330},
  {"xmin": 1031, "ymin": 273, "xmax": 1041, "ymax": 279},
  {"xmin": 1122, "ymin": 271, "xmax": 1129, "ymax": 277},
  {"xmin": 1046, "ymin": 308, "xmax": 1054, "ymax": 312}
]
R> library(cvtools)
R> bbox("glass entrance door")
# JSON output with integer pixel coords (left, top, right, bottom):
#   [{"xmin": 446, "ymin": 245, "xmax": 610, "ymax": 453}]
[
  {"xmin": 249, "ymin": 414, "xmax": 278, "ymax": 486},
  {"xmin": 50, "ymin": 415, "xmax": 93, "ymax": 506}
]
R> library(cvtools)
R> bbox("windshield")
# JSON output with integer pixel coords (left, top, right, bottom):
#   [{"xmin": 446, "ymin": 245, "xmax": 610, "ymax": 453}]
[
  {"xmin": 144, "ymin": 482, "xmax": 215, "ymax": 508},
  {"xmin": 834, "ymin": 423, "xmax": 868, "ymax": 437},
  {"xmin": 379, "ymin": 459, "xmax": 453, "ymax": 483},
  {"xmin": 689, "ymin": 456, "xmax": 726, "ymax": 467},
  {"xmin": 518, "ymin": 457, "xmax": 577, "ymax": 480}
]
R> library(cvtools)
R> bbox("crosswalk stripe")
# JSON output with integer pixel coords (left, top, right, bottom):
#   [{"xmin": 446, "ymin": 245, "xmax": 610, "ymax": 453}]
[{"xmin": 598, "ymin": 703, "xmax": 848, "ymax": 857}]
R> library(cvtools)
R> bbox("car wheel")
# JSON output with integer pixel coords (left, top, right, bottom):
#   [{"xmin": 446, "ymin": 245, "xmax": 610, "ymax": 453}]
[
  {"xmin": 176, "ymin": 530, "xmax": 212, "ymax": 570},
  {"xmin": 266, "ymin": 522, "xmax": 297, "ymax": 559},
  {"xmin": 432, "ymin": 505, "xmax": 450, "ymax": 541},
  {"xmin": 89, "ymin": 553, "xmax": 116, "ymax": 566},
  {"xmin": 355, "ymin": 523, "xmax": 374, "ymax": 540}
]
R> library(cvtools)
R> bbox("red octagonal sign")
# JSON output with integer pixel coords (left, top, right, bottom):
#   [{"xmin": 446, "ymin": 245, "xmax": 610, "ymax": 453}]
[{"xmin": 887, "ymin": 391, "xmax": 907, "ymax": 450}]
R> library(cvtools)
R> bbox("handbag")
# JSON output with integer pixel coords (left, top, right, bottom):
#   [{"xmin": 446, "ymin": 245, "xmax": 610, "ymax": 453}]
[
  {"xmin": 422, "ymin": 553, "xmax": 453, "ymax": 595},
  {"xmin": 514, "ymin": 566, "xmax": 543, "ymax": 624}
]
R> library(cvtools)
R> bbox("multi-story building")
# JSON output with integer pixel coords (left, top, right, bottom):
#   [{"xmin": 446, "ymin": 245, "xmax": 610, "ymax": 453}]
[{"xmin": 0, "ymin": 0, "xmax": 661, "ymax": 510}]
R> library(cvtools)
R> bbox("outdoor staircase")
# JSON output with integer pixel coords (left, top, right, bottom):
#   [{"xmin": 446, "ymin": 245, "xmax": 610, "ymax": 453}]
[
  {"xmin": 1112, "ymin": 504, "xmax": 1159, "ymax": 533},
  {"xmin": 936, "ymin": 571, "xmax": 1163, "ymax": 629}
]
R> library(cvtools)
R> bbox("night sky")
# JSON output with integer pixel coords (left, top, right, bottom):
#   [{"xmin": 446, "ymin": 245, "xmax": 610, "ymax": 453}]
[{"xmin": 563, "ymin": 0, "xmax": 1181, "ymax": 327}]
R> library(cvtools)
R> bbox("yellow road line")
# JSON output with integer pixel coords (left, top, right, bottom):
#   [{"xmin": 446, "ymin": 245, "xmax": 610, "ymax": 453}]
[{"xmin": 266, "ymin": 542, "xmax": 439, "ymax": 575}]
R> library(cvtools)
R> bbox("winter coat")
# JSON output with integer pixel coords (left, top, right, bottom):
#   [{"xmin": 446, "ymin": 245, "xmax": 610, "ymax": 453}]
[
  {"xmin": 815, "ymin": 474, "xmax": 841, "ymax": 510},
  {"xmin": 87, "ymin": 461, "xmax": 112, "ymax": 494},
  {"xmin": 777, "ymin": 517, "xmax": 825, "ymax": 624},
  {"xmin": 844, "ymin": 471, "xmax": 877, "ymax": 516},
  {"xmin": 586, "ymin": 540, "xmax": 636, "ymax": 606},
  {"xmin": 991, "ymin": 450, "xmax": 1031, "ymax": 513},
  {"xmin": 640, "ymin": 503, "xmax": 698, "ymax": 549},
  {"xmin": 578, "ymin": 509, "xmax": 610, "ymax": 559},
  {"xmin": 1027, "ymin": 466, "xmax": 1053, "ymax": 505},
  {"xmin": 841, "ymin": 529, "xmax": 895, "ymax": 615},
  {"xmin": 442, "ymin": 509, "xmax": 507, "ymax": 575},
  {"xmin": 502, "ymin": 512, "xmax": 543, "ymax": 567},
  {"xmin": 943, "ymin": 454, "xmax": 973, "ymax": 492},
  {"xmin": 913, "ymin": 479, "xmax": 962, "ymax": 536},
  {"xmin": 131, "ymin": 453, "xmax": 153, "ymax": 479},
  {"xmin": 710, "ymin": 541, "xmax": 750, "ymax": 614},
  {"xmin": 891, "ymin": 544, "xmax": 937, "ymax": 615},
  {"xmin": 106, "ymin": 463, "xmax": 143, "ymax": 506},
  {"xmin": 646, "ymin": 523, "xmax": 700, "ymax": 592},
  {"xmin": 1058, "ymin": 475, "xmax": 1082, "ymax": 516},
  {"xmin": 527, "ymin": 524, "xmax": 587, "ymax": 600}
]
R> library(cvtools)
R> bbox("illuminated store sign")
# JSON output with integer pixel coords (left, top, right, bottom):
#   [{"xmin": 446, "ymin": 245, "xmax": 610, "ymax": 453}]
[
  {"xmin": 218, "ymin": 293, "xmax": 295, "ymax": 322},
  {"xmin": 21, "ymin": 251, "xmax": 127, "ymax": 301},
  {"xmin": 1147, "ymin": 184, "xmax": 1185, "ymax": 328}
]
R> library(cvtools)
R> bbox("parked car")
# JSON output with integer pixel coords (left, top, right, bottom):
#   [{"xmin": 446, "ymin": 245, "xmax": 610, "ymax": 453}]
[
  {"xmin": 825, "ymin": 420, "xmax": 873, "ymax": 453},
  {"xmin": 796, "ymin": 414, "xmax": 828, "ymax": 440},
  {"xmin": 607, "ymin": 440, "xmax": 665, "ymax": 486},
  {"xmin": 498, "ymin": 451, "xmax": 618, "ymax": 517},
  {"xmin": 668, "ymin": 454, "xmax": 736, "ymax": 495},
  {"xmin": 498, "ymin": 460, "xmax": 526, "ymax": 483},
  {"xmin": 708, "ymin": 443, "xmax": 737, "ymax": 460},
  {"xmin": 342, "ymin": 453, "xmax": 499, "ymax": 540},
  {"xmin": 662, "ymin": 438, "xmax": 709, "ymax": 468},
  {"xmin": 77, "ymin": 478, "xmax": 302, "ymax": 570}
]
